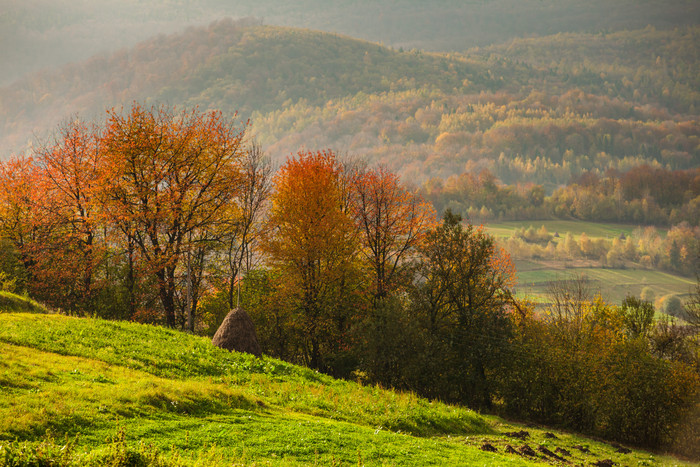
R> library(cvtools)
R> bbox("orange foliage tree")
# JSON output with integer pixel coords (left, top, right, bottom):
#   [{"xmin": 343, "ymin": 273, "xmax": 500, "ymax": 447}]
[
  {"xmin": 262, "ymin": 150, "xmax": 359, "ymax": 370},
  {"xmin": 0, "ymin": 156, "xmax": 42, "ymax": 284},
  {"xmin": 32, "ymin": 119, "xmax": 105, "ymax": 310},
  {"xmin": 100, "ymin": 104, "xmax": 247, "ymax": 327},
  {"xmin": 0, "ymin": 119, "xmax": 106, "ymax": 310},
  {"xmin": 351, "ymin": 166, "xmax": 435, "ymax": 301}
]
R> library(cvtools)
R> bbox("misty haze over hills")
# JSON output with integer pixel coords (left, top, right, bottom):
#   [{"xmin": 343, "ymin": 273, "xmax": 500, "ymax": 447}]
[
  {"xmin": 0, "ymin": 0, "xmax": 698, "ymax": 187},
  {"xmin": 2, "ymin": 0, "xmax": 699, "ymax": 86}
]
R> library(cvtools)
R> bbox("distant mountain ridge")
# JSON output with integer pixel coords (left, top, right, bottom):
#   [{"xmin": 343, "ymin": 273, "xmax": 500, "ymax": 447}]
[
  {"xmin": 1, "ymin": 19, "xmax": 697, "ymax": 187},
  {"xmin": 0, "ymin": 19, "xmax": 490, "ymax": 156},
  {"xmin": 3, "ymin": 0, "xmax": 699, "ymax": 86}
]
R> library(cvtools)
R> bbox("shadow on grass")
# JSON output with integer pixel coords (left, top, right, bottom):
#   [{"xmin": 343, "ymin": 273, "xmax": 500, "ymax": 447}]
[{"xmin": 0, "ymin": 292, "xmax": 49, "ymax": 314}]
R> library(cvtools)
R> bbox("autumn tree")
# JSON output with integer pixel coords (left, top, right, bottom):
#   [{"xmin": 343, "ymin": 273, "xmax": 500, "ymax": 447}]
[
  {"xmin": 221, "ymin": 142, "xmax": 272, "ymax": 310},
  {"xmin": 351, "ymin": 165, "xmax": 435, "ymax": 301},
  {"xmin": 685, "ymin": 278, "xmax": 700, "ymax": 331},
  {"xmin": 619, "ymin": 295, "xmax": 655, "ymax": 339},
  {"xmin": 100, "ymin": 104, "xmax": 246, "ymax": 327},
  {"xmin": 32, "ymin": 118, "xmax": 105, "ymax": 311},
  {"xmin": 347, "ymin": 165, "xmax": 435, "ymax": 386},
  {"xmin": 262, "ymin": 150, "xmax": 359, "ymax": 371},
  {"xmin": 545, "ymin": 274, "xmax": 595, "ymax": 346},
  {"xmin": 0, "ymin": 156, "xmax": 40, "ymax": 276}
]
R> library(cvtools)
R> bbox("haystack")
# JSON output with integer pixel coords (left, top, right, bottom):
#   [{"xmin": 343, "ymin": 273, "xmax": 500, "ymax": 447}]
[{"xmin": 211, "ymin": 307, "xmax": 262, "ymax": 357}]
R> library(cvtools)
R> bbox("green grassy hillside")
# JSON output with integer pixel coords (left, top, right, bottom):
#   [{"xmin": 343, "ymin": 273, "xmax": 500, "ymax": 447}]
[{"xmin": 0, "ymin": 299, "xmax": 689, "ymax": 466}]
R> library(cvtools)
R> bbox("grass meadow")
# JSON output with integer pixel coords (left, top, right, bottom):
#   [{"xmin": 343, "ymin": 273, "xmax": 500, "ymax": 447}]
[
  {"xmin": 0, "ymin": 295, "xmax": 694, "ymax": 466},
  {"xmin": 485, "ymin": 220, "xmax": 646, "ymax": 241},
  {"xmin": 484, "ymin": 220, "xmax": 693, "ymax": 306}
]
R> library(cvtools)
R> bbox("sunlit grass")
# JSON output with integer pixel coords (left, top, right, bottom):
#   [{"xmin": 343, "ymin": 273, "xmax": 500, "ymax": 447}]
[
  {"xmin": 513, "ymin": 265, "xmax": 694, "ymax": 305},
  {"xmin": 0, "ymin": 312, "xmax": 693, "ymax": 466},
  {"xmin": 482, "ymin": 220, "xmax": 691, "ymax": 305},
  {"xmin": 485, "ymin": 220, "xmax": 651, "ymax": 240}
]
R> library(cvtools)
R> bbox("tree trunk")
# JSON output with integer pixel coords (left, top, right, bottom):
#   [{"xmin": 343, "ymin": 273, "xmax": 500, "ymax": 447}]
[
  {"xmin": 126, "ymin": 237, "xmax": 136, "ymax": 319},
  {"xmin": 156, "ymin": 267, "xmax": 176, "ymax": 328}
]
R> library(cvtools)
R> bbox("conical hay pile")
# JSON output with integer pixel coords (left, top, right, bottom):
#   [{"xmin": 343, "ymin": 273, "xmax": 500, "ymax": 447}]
[{"xmin": 211, "ymin": 307, "xmax": 262, "ymax": 357}]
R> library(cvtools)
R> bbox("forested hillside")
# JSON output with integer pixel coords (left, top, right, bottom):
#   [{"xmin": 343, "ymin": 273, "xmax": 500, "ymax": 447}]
[
  {"xmin": 0, "ymin": 19, "xmax": 487, "ymax": 155},
  {"xmin": 254, "ymin": 26, "xmax": 699, "ymax": 185},
  {"xmin": 1, "ymin": 22, "xmax": 698, "ymax": 189},
  {"xmin": 3, "ymin": 0, "xmax": 698, "ymax": 85}
]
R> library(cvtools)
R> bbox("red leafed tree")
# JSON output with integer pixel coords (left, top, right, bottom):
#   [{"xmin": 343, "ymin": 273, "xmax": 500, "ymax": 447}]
[
  {"xmin": 0, "ymin": 156, "xmax": 42, "ymax": 279},
  {"xmin": 32, "ymin": 118, "xmax": 105, "ymax": 310},
  {"xmin": 100, "ymin": 104, "xmax": 247, "ymax": 327},
  {"xmin": 351, "ymin": 166, "xmax": 435, "ymax": 301}
]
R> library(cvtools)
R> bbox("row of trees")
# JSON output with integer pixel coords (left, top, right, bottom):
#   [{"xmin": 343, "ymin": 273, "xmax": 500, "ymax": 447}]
[
  {"xmin": 243, "ymin": 204, "xmax": 700, "ymax": 453},
  {"xmin": 242, "ymin": 150, "xmax": 437, "ymax": 371},
  {"xmin": 230, "ymin": 147, "xmax": 699, "ymax": 453},
  {"xmin": 1, "ymin": 104, "xmax": 698, "ymax": 456},
  {"xmin": 503, "ymin": 223, "xmax": 699, "ymax": 276},
  {"xmin": 500, "ymin": 287, "xmax": 699, "ymax": 454},
  {"xmin": 423, "ymin": 165, "xmax": 700, "ymax": 228},
  {"xmin": 0, "ymin": 104, "xmax": 268, "ymax": 328}
]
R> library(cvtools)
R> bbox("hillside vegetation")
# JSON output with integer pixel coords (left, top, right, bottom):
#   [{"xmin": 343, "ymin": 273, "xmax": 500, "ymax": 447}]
[
  {"xmin": 3, "ymin": 0, "xmax": 698, "ymax": 85},
  {"xmin": 0, "ymin": 304, "xmax": 692, "ymax": 466},
  {"xmin": 253, "ymin": 26, "xmax": 699, "ymax": 185},
  {"xmin": 1, "ymin": 22, "xmax": 697, "ymax": 192},
  {"xmin": 0, "ymin": 20, "xmax": 485, "ymax": 155}
]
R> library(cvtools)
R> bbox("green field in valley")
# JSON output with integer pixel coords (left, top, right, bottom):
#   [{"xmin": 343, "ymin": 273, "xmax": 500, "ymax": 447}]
[
  {"xmin": 484, "ymin": 221, "xmax": 691, "ymax": 307},
  {"xmin": 0, "ymin": 296, "xmax": 690, "ymax": 466},
  {"xmin": 485, "ymin": 220, "xmax": 654, "ymax": 242},
  {"xmin": 512, "ymin": 261, "xmax": 695, "ymax": 305}
]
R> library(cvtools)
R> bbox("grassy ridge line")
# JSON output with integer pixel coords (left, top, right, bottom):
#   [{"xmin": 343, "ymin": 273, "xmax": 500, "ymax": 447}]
[
  {"xmin": 0, "ymin": 311, "xmax": 689, "ymax": 465},
  {"xmin": 0, "ymin": 313, "xmax": 489, "ymax": 437},
  {"xmin": 0, "ymin": 341, "xmax": 530, "ymax": 466}
]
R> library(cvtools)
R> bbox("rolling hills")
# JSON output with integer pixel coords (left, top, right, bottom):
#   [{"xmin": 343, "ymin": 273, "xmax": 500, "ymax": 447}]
[
  {"xmin": 1, "ymin": 21, "xmax": 698, "ymax": 189},
  {"xmin": 0, "ymin": 298, "xmax": 693, "ymax": 466},
  {"xmin": 1, "ymin": 6, "xmax": 698, "ymax": 465},
  {"xmin": 3, "ymin": 0, "xmax": 699, "ymax": 85},
  {"xmin": 0, "ymin": 20, "xmax": 488, "ymax": 157}
]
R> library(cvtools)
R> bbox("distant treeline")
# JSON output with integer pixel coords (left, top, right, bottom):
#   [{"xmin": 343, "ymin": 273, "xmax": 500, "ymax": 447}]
[{"xmin": 423, "ymin": 165, "xmax": 700, "ymax": 227}]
